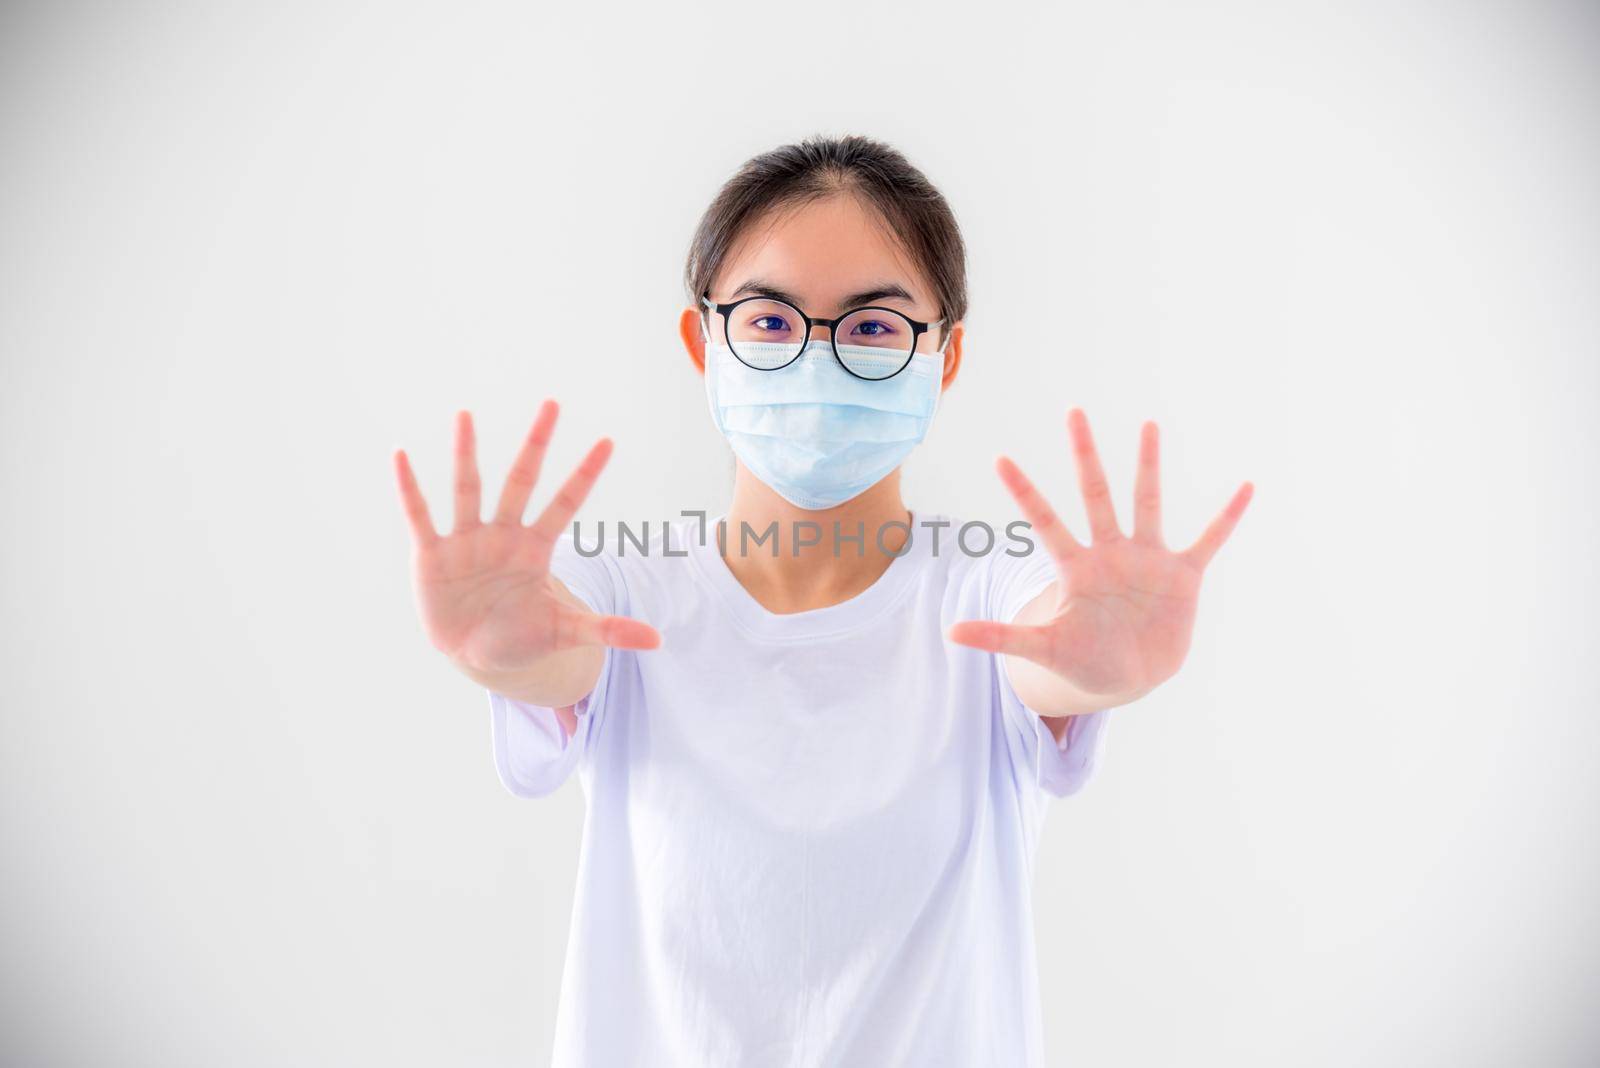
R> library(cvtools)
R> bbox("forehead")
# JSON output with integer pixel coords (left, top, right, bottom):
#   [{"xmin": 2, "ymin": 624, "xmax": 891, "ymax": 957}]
[{"xmin": 711, "ymin": 193, "xmax": 933, "ymax": 308}]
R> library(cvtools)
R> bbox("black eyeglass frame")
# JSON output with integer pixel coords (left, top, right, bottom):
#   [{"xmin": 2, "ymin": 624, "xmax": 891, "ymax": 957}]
[{"xmin": 700, "ymin": 295, "xmax": 946, "ymax": 382}]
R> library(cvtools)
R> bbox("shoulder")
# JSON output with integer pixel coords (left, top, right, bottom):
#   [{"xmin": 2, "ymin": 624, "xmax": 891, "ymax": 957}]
[
  {"xmin": 912, "ymin": 513, "xmax": 1053, "ymax": 619},
  {"xmin": 554, "ymin": 513, "xmax": 712, "ymax": 600}
]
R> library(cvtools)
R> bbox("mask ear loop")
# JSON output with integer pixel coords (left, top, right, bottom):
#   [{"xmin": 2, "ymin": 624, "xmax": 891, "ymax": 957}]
[{"xmin": 927, "ymin": 322, "xmax": 952, "ymax": 421}]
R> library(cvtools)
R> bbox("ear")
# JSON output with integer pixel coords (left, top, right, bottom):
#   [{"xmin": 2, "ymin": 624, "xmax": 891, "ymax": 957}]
[
  {"xmin": 938, "ymin": 321, "xmax": 964, "ymax": 392},
  {"xmin": 679, "ymin": 306, "xmax": 707, "ymax": 375}
]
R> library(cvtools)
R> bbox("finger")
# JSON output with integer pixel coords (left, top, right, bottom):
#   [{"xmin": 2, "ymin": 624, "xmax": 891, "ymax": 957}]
[
  {"xmin": 493, "ymin": 398, "xmax": 559, "ymax": 525},
  {"xmin": 557, "ymin": 604, "xmax": 663, "ymax": 652},
  {"xmin": 525, "ymin": 437, "xmax": 614, "ymax": 571},
  {"xmin": 1132, "ymin": 420, "xmax": 1163, "ymax": 546},
  {"xmin": 1181, "ymin": 481, "xmax": 1254, "ymax": 571},
  {"xmin": 392, "ymin": 448, "xmax": 440, "ymax": 549},
  {"xmin": 946, "ymin": 619, "xmax": 1055, "ymax": 665},
  {"xmin": 452, "ymin": 409, "xmax": 482, "ymax": 534},
  {"xmin": 1067, "ymin": 408, "xmax": 1123, "ymax": 544},
  {"xmin": 995, "ymin": 455, "xmax": 1082, "ymax": 575}
]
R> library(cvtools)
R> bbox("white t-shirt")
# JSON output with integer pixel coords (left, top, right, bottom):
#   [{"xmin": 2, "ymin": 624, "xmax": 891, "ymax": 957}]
[{"xmin": 488, "ymin": 512, "xmax": 1113, "ymax": 1067}]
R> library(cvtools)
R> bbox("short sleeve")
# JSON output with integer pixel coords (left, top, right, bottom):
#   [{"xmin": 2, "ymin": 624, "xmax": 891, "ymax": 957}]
[
  {"xmin": 988, "ymin": 540, "xmax": 1059, "ymax": 625},
  {"xmin": 985, "ymin": 545, "xmax": 1113, "ymax": 798},
  {"xmin": 488, "ymin": 533, "xmax": 624, "ymax": 799}
]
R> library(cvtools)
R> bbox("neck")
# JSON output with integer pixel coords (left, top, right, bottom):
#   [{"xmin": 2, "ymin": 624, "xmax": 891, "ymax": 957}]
[{"xmin": 717, "ymin": 463, "xmax": 913, "ymax": 614}]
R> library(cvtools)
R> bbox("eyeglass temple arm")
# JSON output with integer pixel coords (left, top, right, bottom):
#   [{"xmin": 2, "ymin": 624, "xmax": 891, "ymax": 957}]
[{"xmin": 698, "ymin": 296, "xmax": 720, "ymax": 341}]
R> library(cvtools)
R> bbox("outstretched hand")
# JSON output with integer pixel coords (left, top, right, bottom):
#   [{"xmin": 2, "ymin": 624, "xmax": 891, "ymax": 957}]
[
  {"xmin": 947, "ymin": 409, "xmax": 1252, "ymax": 710},
  {"xmin": 393, "ymin": 401, "xmax": 661, "ymax": 680}
]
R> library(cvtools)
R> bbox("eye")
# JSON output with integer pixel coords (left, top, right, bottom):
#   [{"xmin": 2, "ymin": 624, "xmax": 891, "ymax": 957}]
[
  {"xmin": 750, "ymin": 315, "xmax": 791, "ymax": 333},
  {"xmin": 849, "ymin": 318, "xmax": 899, "ymax": 338}
]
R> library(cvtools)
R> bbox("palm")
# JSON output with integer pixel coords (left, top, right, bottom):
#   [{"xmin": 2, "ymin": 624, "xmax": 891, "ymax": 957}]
[
  {"xmin": 412, "ymin": 522, "xmax": 569, "ymax": 676},
  {"xmin": 950, "ymin": 408, "xmax": 1252, "ymax": 701},
  {"xmin": 393, "ymin": 402, "xmax": 659, "ymax": 676}
]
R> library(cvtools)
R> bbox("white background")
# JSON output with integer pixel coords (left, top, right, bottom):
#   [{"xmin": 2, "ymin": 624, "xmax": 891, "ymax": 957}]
[{"xmin": 2, "ymin": 0, "xmax": 1597, "ymax": 1064}]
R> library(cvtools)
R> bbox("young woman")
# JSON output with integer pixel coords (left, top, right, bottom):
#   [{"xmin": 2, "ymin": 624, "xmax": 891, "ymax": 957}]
[{"xmin": 393, "ymin": 135, "xmax": 1252, "ymax": 1067}]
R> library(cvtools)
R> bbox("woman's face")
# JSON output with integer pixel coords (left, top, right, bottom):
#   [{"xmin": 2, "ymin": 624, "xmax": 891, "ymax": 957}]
[{"xmin": 679, "ymin": 193, "xmax": 963, "ymax": 388}]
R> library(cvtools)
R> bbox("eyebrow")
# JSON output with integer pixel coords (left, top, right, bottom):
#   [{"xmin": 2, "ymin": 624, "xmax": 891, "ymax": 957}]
[{"xmin": 728, "ymin": 278, "xmax": 920, "ymax": 314}]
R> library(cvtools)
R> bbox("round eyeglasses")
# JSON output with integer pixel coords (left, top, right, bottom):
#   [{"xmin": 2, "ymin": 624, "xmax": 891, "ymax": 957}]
[{"xmin": 701, "ymin": 295, "xmax": 946, "ymax": 381}]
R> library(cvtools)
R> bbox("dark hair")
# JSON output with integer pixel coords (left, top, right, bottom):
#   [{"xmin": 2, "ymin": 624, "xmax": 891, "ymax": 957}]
[{"xmin": 684, "ymin": 134, "xmax": 967, "ymax": 346}]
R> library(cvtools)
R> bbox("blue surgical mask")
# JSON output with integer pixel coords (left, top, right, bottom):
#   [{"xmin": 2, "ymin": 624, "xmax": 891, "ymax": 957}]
[{"xmin": 703, "ymin": 336, "xmax": 946, "ymax": 511}]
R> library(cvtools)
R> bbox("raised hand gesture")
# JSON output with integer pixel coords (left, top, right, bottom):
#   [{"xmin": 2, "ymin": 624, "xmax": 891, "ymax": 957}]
[
  {"xmin": 948, "ymin": 409, "xmax": 1252, "ymax": 715},
  {"xmin": 393, "ymin": 402, "xmax": 660, "ymax": 705}
]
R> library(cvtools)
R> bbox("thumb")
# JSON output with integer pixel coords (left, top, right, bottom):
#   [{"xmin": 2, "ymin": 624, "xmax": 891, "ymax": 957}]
[
  {"xmin": 946, "ymin": 620, "xmax": 1054, "ymax": 665},
  {"xmin": 578, "ymin": 612, "xmax": 662, "ymax": 652}
]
